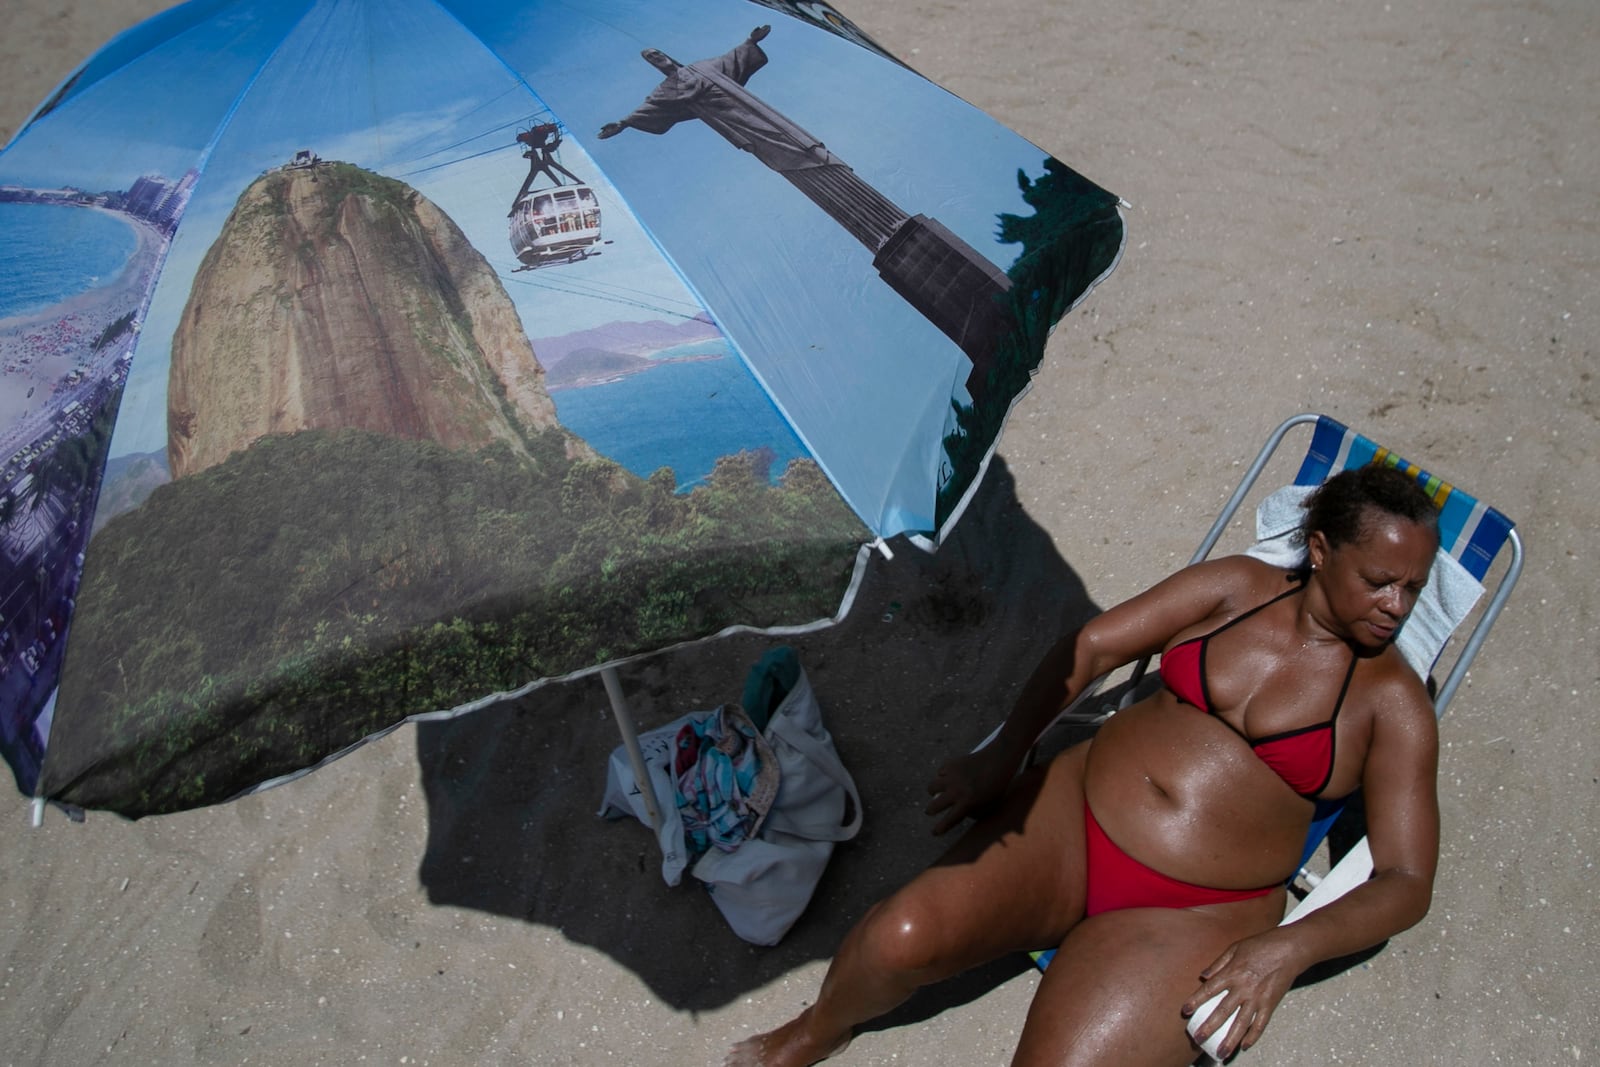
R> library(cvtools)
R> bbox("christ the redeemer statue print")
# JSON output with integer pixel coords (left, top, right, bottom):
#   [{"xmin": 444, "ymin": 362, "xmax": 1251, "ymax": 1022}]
[{"xmin": 598, "ymin": 25, "xmax": 1014, "ymax": 403}]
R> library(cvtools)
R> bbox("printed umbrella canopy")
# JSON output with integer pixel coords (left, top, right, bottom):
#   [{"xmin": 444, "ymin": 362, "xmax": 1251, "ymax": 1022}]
[{"xmin": 0, "ymin": 0, "xmax": 1123, "ymax": 818}]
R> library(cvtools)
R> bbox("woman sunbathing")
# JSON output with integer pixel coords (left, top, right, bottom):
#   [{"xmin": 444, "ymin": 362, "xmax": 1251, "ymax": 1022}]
[{"xmin": 727, "ymin": 464, "xmax": 1442, "ymax": 1066}]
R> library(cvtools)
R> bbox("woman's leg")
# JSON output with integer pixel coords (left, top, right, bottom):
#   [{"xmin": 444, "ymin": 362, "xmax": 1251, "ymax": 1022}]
[
  {"xmin": 726, "ymin": 743, "xmax": 1095, "ymax": 1067},
  {"xmin": 1011, "ymin": 893, "xmax": 1287, "ymax": 1067}
]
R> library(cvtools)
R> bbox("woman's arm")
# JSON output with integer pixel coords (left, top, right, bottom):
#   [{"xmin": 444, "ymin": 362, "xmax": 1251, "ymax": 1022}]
[
  {"xmin": 1283, "ymin": 671, "xmax": 1441, "ymax": 944},
  {"xmin": 1185, "ymin": 668, "xmax": 1440, "ymax": 1056},
  {"xmin": 923, "ymin": 556, "xmax": 1261, "ymax": 833}
]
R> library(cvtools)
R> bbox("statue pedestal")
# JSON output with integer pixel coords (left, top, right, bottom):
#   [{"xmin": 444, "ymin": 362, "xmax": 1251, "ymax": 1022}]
[{"xmin": 873, "ymin": 215, "xmax": 1014, "ymax": 403}]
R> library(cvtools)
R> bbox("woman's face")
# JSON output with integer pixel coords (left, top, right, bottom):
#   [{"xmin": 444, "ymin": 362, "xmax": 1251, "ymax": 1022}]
[{"xmin": 1308, "ymin": 510, "xmax": 1438, "ymax": 648}]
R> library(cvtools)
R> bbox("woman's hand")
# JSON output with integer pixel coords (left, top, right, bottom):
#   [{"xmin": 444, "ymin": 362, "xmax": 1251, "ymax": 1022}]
[
  {"xmin": 1182, "ymin": 928, "xmax": 1305, "ymax": 1059},
  {"xmin": 924, "ymin": 743, "xmax": 1018, "ymax": 835}
]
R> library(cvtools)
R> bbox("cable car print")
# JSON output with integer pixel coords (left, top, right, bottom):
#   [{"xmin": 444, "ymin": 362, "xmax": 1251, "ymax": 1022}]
[
  {"xmin": 506, "ymin": 121, "xmax": 602, "ymax": 268},
  {"xmin": 511, "ymin": 184, "xmax": 602, "ymax": 266}
]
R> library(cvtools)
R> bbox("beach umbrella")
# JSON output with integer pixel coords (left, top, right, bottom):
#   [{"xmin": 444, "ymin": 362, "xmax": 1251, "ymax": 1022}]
[{"xmin": 0, "ymin": 0, "xmax": 1123, "ymax": 819}]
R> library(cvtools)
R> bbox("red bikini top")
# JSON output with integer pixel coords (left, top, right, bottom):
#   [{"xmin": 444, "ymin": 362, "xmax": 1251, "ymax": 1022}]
[{"xmin": 1158, "ymin": 581, "xmax": 1355, "ymax": 799}]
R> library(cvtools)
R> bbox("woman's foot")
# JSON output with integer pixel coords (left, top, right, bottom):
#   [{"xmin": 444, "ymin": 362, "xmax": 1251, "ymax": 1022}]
[{"xmin": 724, "ymin": 1008, "xmax": 851, "ymax": 1067}]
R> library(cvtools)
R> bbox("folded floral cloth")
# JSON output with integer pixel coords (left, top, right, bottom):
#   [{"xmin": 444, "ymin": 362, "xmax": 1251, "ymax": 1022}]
[{"xmin": 673, "ymin": 704, "xmax": 780, "ymax": 858}]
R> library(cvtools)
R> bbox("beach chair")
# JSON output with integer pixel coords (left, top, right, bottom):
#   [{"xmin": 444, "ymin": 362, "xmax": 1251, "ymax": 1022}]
[{"xmin": 1028, "ymin": 412, "xmax": 1524, "ymax": 1062}]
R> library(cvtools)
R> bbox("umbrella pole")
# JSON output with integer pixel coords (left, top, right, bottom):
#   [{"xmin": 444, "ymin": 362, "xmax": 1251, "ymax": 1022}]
[{"xmin": 601, "ymin": 666, "xmax": 661, "ymax": 831}]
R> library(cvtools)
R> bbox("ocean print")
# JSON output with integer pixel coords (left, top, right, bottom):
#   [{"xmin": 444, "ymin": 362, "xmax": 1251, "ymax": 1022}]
[
  {"xmin": 551, "ymin": 348, "xmax": 807, "ymax": 490},
  {"xmin": 0, "ymin": 203, "xmax": 139, "ymax": 320}
]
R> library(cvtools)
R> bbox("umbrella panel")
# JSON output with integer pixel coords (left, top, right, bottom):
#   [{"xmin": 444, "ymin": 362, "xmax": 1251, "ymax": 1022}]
[{"xmin": 0, "ymin": 0, "xmax": 1122, "ymax": 815}]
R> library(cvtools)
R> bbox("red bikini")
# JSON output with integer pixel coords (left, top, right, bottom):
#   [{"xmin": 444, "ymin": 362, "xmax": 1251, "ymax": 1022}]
[
  {"xmin": 1081, "ymin": 578, "xmax": 1353, "ymax": 917},
  {"xmin": 1158, "ymin": 579, "xmax": 1354, "ymax": 799},
  {"xmin": 1082, "ymin": 807, "xmax": 1280, "ymax": 916}
]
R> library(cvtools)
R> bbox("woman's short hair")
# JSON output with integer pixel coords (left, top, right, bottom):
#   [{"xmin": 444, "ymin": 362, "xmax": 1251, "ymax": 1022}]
[{"xmin": 1302, "ymin": 464, "xmax": 1441, "ymax": 549}]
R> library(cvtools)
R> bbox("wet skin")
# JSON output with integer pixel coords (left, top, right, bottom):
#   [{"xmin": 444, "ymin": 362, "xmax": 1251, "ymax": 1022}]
[{"xmin": 728, "ymin": 513, "xmax": 1440, "ymax": 1067}]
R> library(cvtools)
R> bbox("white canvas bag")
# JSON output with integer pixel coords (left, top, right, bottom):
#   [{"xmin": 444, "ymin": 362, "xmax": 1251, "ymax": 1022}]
[
  {"xmin": 692, "ymin": 668, "xmax": 862, "ymax": 945},
  {"xmin": 599, "ymin": 663, "xmax": 862, "ymax": 945}
]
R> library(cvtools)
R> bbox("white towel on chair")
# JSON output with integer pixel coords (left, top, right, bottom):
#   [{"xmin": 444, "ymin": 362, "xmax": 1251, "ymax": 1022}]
[{"xmin": 1244, "ymin": 484, "xmax": 1484, "ymax": 676}]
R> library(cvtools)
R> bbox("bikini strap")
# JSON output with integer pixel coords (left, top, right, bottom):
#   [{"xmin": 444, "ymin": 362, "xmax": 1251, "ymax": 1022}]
[
  {"xmin": 1329, "ymin": 649, "xmax": 1358, "ymax": 720},
  {"xmin": 1203, "ymin": 573, "xmax": 1306, "ymax": 640}
]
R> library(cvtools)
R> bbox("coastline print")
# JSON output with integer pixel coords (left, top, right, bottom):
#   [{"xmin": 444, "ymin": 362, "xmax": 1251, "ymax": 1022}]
[
  {"xmin": 0, "ymin": 181, "xmax": 179, "ymax": 798},
  {"xmin": 0, "ymin": 203, "xmax": 139, "ymax": 320}
]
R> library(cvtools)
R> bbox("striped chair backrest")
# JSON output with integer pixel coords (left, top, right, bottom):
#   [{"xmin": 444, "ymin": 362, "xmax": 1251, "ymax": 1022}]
[{"xmin": 1293, "ymin": 415, "xmax": 1516, "ymax": 582}]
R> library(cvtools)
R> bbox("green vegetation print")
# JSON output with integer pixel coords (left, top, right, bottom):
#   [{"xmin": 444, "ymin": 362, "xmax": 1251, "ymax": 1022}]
[
  {"xmin": 937, "ymin": 161, "xmax": 1123, "ymax": 526},
  {"xmin": 48, "ymin": 429, "xmax": 864, "ymax": 815}
]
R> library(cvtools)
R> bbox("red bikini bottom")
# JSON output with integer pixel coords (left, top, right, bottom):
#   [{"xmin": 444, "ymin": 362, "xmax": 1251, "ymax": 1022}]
[{"xmin": 1083, "ymin": 806, "xmax": 1276, "ymax": 917}]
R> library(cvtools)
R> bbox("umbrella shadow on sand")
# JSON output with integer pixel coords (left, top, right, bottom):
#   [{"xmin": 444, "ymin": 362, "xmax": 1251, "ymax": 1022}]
[{"xmin": 414, "ymin": 457, "xmax": 1102, "ymax": 1015}]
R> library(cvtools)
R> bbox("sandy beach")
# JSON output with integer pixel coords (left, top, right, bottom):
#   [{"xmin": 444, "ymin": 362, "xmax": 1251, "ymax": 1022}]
[
  {"xmin": 2, "ymin": 2, "xmax": 1596, "ymax": 1065},
  {"xmin": 0, "ymin": 204, "xmax": 164, "ymax": 436}
]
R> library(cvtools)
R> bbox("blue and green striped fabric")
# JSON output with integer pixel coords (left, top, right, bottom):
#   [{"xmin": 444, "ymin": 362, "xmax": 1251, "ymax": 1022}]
[{"xmin": 1294, "ymin": 416, "xmax": 1515, "ymax": 582}]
